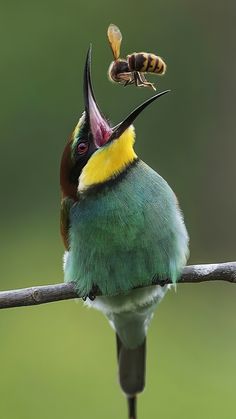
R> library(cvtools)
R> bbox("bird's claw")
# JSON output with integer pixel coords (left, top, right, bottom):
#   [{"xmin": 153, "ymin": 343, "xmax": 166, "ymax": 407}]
[
  {"xmin": 158, "ymin": 278, "xmax": 169, "ymax": 287},
  {"xmin": 82, "ymin": 293, "xmax": 96, "ymax": 301},
  {"xmin": 82, "ymin": 285, "xmax": 101, "ymax": 301}
]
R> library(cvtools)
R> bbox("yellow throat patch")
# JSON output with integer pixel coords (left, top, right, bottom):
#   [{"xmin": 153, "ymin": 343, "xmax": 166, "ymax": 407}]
[{"xmin": 79, "ymin": 126, "xmax": 137, "ymax": 191}]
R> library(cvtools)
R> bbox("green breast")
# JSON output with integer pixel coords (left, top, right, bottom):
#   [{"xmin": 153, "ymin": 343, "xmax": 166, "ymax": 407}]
[{"xmin": 64, "ymin": 160, "xmax": 189, "ymax": 296}]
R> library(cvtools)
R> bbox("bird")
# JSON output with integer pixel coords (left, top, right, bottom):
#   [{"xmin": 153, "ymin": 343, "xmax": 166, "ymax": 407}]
[{"xmin": 60, "ymin": 45, "xmax": 189, "ymax": 419}]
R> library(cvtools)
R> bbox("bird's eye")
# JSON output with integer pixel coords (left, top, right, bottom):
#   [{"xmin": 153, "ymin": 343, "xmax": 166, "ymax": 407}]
[{"xmin": 77, "ymin": 142, "xmax": 89, "ymax": 155}]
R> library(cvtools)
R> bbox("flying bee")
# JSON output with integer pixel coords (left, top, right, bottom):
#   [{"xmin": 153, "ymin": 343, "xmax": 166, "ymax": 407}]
[{"xmin": 107, "ymin": 24, "xmax": 167, "ymax": 91}]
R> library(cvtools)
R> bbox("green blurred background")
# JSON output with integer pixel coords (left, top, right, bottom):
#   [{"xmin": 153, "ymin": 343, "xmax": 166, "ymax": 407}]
[{"xmin": 0, "ymin": 1, "xmax": 236, "ymax": 418}]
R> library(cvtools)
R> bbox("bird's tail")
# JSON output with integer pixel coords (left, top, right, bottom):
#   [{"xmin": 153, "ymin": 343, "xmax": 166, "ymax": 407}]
[{"xmin": 116, "ymin": 334, "xmax": 146, "ymax": 419}]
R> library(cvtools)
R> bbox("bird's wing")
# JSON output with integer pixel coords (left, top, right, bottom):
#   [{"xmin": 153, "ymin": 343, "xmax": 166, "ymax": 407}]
[{"xmin": 60, "ymin": 197, "xmax": 74, "ymax": 250}]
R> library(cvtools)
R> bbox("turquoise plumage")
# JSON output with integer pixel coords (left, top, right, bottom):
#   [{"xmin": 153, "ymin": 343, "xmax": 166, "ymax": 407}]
[{"xmin": 64, "ymin": 160, "xmax": 188, "ymax": 297}]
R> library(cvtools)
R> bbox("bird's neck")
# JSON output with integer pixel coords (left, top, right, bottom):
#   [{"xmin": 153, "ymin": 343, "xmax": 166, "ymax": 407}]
[{"xmin": 78, "ymin": 126, "xmax": 137, "ymax": 192}]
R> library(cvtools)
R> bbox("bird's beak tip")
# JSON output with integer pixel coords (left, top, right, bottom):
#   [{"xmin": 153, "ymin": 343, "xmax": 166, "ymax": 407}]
[{"xmin": 110, "ymin": 89, "xmax": 171, "ymax": 141}]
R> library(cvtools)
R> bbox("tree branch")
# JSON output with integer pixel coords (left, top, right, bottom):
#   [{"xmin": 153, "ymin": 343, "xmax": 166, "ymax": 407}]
[{"xmin": 0, "ymin": 262, "xmax": 236, "ymax": 310}]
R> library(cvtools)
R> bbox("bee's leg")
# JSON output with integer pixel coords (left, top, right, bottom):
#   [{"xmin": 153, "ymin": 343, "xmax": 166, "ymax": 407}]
[
  {"xmin": 123, "ymin": 79, "xmax": 134, "ymax": 87},
  {"xmin": 139, "ymin": 73, "xmax": 156, "ymax": 90},
  {"xmin": 133, "ymin": 71, "xmax": 140, "ymax": 87},
  {"xmin": 135, "ymin": 72, "xmax": 156, "ymax": 91},
  {"xmin": 116, "ymin": 72, "xmax": 134, "ymax": 87},
  {"xmin": 139, "ymin": 74, "xmax": 156, "ymax": 91},
  {"xmin": 133, "ymin": 71, "xmax": 148, "ymax": 87},
  {"xmin": 120, "ymin": 72, "xmax": 135, "ymax": 87}
]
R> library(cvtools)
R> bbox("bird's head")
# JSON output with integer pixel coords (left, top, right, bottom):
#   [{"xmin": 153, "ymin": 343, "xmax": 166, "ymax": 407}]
[{"xmin": 60, "ymin": 46, "xmax": 169, "ymax": 199}]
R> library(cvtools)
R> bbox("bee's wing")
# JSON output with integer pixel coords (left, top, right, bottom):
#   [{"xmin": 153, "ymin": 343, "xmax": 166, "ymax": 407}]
[{"xmin": 107, "ymin": 24, "xmax": 122, "ymax": 60}]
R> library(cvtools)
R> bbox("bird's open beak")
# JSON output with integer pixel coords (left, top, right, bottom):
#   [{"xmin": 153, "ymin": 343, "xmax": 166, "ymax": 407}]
[{"xmin": 84, "ymin": 45, "xmax": 170, "ymax": 147}]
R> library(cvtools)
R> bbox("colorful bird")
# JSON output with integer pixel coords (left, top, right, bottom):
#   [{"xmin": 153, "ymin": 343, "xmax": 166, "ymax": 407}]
[{"xmin": 60, "ymin": 46, "xmax": 189, "ymax": 419}]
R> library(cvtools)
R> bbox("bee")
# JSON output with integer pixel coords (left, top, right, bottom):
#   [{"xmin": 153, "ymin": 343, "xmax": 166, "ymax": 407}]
[{"xmin": 107, "ymin": 24, "xmax": 167, "ymax": 91}]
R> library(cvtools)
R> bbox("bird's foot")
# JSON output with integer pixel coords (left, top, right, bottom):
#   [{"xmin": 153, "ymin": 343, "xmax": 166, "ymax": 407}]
[
  {"xmin": 82, "ymin": 284, "xmax": 101, "ymax": 301},
  {"xmin": 158, "ymin": 278, "xmax": 170, "ymax": 287},
  {"xmin": 152, "ymin": 275, "xmax": 169, "ymax": 287}
]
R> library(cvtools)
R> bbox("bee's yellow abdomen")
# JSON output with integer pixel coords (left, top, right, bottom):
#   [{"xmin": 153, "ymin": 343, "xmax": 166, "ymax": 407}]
[
  {"xmin": 147, "ymin": 55, "xmax": 157, "ymax": 72},
  {"xmin": 127, "ymin": 53, "xmax": 166, "ymax": 75},
  {"xmin": 153, "ymin": 56, "xmax": 166, "ymax": 74}
]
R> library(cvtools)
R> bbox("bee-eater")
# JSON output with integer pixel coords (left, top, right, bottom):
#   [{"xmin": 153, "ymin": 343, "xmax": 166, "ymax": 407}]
[{"xmin": 60, "ymin": 46, "xmax": 189, "ymax": 419}]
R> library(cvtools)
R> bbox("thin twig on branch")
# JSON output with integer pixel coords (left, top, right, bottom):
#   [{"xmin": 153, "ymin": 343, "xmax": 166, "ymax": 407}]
[{"xmin": 0, "ymin": 262, "xmax": 236, "ymax": 310}]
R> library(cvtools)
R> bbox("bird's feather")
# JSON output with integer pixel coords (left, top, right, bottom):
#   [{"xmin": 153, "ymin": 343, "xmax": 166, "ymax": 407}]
[
  {"xmin": 60, "ymin": 197, "xmax": 74, "ymax": 250},
  {"xmin": 64, "ymin": 160, "xmax": 189, "ymax": 297}
]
